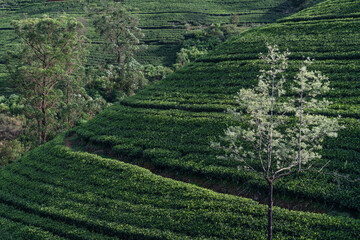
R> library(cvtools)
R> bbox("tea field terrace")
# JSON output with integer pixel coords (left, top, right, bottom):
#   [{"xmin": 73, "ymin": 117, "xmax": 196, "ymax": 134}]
[
  {"xmin": 74, "ymin": 0, "xmax": 360, "ymax": 214},
  {"xmin": 1, "ymin": 0, "xmax": 360, "ymax": 238},
  {"xmin": 0, "ymin": 134, "xmax": 359, "ymax": 239},
  {"xmin": 0, "ymin": 0, "xmax": 317, "ymax": 95}
]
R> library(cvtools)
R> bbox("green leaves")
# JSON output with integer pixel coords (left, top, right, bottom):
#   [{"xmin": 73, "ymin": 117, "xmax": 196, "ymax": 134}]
[
  {"xmin": 1, "ymin": 134, "xmax": 359, "ymax": 239},
  {"xmin": 8, "ymin": 14, "xmax": 88, "ymax": 144},
  {"xmin": 91, "ymin": 2, "xmax": 146, "ymax": 101},
  {"xmin": 71, "ymin": 4, "xmax": 360, "ymax": 212}
]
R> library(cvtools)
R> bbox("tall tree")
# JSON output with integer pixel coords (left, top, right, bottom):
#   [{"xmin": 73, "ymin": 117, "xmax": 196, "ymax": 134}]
[
  {"xmin": 8, "ymin": 14, "xmax": 87, "ymax": 144},
  {"xmin": 93, "ymin": 1, "xmax": 143, "ymax": 68},
  {"xmin": 211, "ymin": 44, "xmax": 343, "ymax": 240},
  {"xmin": 91, "ymin": 1, "xmax": 147, "ymax": 101}
]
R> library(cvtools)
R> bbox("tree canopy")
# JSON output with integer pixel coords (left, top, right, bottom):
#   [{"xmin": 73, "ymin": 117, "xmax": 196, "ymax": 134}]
[
  {"xmin": 91, "ymin": 1, "xmax": 147, "ymax": 101},
  {"xmin": 8, "ymin": 14, "xmax": 88, "ymax": 144}
]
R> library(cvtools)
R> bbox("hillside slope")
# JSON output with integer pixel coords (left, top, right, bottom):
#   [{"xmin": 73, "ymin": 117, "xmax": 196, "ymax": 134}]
[
  {"xmin": 1, "ymin": 0, "xmax": 360, "ymax": 238},
  {"xmin": 0, "ymin": 0, "xmax": 313, "ymax": 96},
  {"xmin": 0, "ymin": 134, "xmax": 359, "ymax": 239},
  {"xmin": 74, "ymin": 0, "xmax": 360, "ymax": 212},
  {"xmin": 0, "ymin": 0, "xmax": 302, "ymax": 66}
]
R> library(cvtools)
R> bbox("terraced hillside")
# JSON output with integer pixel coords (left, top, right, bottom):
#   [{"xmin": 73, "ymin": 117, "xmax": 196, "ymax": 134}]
[
  {"xmin": 0, "ymin": 134, "xmax": 359, "ymax": 239},
  {"xmin": 0, "ymin": 0, "xmax": 311, "ymax": 95},
  {"xmin": 1, "ymin": 0, "xmax": 360, "ymax": 238},
  {"xmin": 74, "ymin": 0, "xmax": 360, "ymax": 213},
  {"xmin": 124, "ymin": 0, "xmax": 301, "ymax": 65},
  {"xmin": 0, "ymin": 0, "xmax": 302, "ymax": 66}
]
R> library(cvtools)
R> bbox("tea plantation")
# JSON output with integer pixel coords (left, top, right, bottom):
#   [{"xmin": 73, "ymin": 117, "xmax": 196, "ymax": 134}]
[
  {"xmin": 74, "ymin": 0, "xmax": 360, "ymax": 212},
  {"xmin": 0, "ymin": 134, "xmax": 359, "ymax": 239},
  {"xmin": 1, "ymin": 0, "xmax": 360, "ymax": 238},
  {"xmin": 0, "ymin": 0, "xmax": 312, "ymax": 95}
]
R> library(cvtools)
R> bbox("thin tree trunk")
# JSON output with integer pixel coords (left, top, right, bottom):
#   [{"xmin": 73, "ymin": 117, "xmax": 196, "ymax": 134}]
[
  {"xmin": 37, "ymin": 119, "xmax": 42, "ymax": 144},
  {"xmin": 267, "ymin": 180, "xmax": 274, "ymax": 240},
  {"xmin": 298, "ymin": 87, "xmax": 303, "ymax": 170},
  {"xmin": 41, "ymin": 94, "xmax": 47, "ymax": 144},
  {"xmin": 66, "ymin": 79, "xmax": 71, "ymax": 127},
  {"xmin": 117, "ymin": 54, "xmax": 121, "ymax": 68}
]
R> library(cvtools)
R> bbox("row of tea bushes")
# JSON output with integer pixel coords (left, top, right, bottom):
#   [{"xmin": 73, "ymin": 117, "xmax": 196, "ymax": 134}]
[
  {"xmin": 75, "ymin": 0, "xmax": 360, "ymax": 211},
  {"xmin": 75, "ymin": 102, "xmax": 360, "ymax": 210},
  {"xmin": 0, "ymin": 0, "xmax": 296, "ymax": 78},
  {"xmin": 0, "ymin": 134, "xmax": 359, "ymax": 239}
]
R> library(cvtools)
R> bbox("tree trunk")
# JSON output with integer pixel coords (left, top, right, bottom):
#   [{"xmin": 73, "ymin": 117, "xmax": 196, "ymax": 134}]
[
  {"xmin": 267, "ymin": 180, "xmax": 274, "ymax": 240},
  {"xmin": 66, "ymin": 79, "xmax": 71, "ymax": 127},
  {"xmin": 41, "ymin": 94, "xmax": 47, "ymax": 144},
  {"xmin": 117, "ymin": 55, "xmax": 121, "ymax": 68},
  {"xmin": 37, "ymin": 119, "xmax": 42, "ymax": 144}
]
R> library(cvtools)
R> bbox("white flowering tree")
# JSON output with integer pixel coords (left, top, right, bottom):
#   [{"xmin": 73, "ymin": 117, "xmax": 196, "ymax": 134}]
[{"xmin": 211, "ymin": 44, "xmax": 343, "ymax": 240}]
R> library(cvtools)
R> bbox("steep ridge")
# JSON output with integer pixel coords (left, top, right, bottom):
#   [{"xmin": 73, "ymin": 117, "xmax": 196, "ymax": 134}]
[{"xmin": 75, "ymin": 0, "xmax": 360, "ymax": 213}]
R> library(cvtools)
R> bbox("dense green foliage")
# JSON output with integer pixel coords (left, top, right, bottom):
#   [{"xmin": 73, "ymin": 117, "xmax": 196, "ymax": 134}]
[
  {"xmin": 0, "ymin": 0, "xmax": 315, "ymax": 154},
  {"xmin": 0, "ymin": 134, "xmax": 359, "ymax": 239},
  {"xmin": 8, "ymin": 15, "xmax": 88, "ymax": 144},
  {"xmin": 90, "ymin": 1, "xmax": 147, "ymax": 102},
  {"xmin": 280, "ymin": 0, "xmax": 360, "ymax": 22},
  {"xmin": 0, "ymin": 0, "xmax": 308, "ymax": 85},
  {"xmin": 75, "ymin": 0, "xmax": 360, "ymax": 212},
  {"xmin": 1, "ymin": 0, "xmax": 360, "ymax": 238}
]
